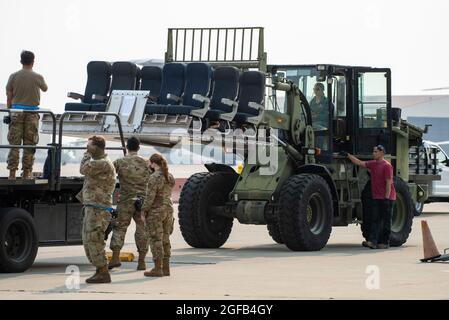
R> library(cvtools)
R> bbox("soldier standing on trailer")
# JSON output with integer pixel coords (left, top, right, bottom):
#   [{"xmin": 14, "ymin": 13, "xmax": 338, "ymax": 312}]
[
  {"xmin": 109, "ymin": 137, "xmax": 151, "ymax": 271},
  {"xmin": 5, "ymin": 50, "xmax": 48, "ymax": 180}
]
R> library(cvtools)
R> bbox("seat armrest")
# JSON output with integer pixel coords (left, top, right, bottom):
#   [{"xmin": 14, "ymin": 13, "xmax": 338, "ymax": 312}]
[
  {"xmin": 67, "ymin": 92, "xmax": 84, "ymax": 100},
  {"xmin": 167, "ymin": 93, "xmax": 182, "ymax": 103},
  {"xmin": 219, "ymin": 98, "xmax": 239, "ymax": 121},
  {"xmin": 246, "ymin": 102, "xmax": 265, "ymax": 125},
  {"xmin": 92, "ymin": 94, "xmax": 108, "ymax": 102},
  {"xmin": 190, "ymin": 94, "xmax": 211, "ymax": 118},
  {"xmin": 192, "ymin": 94, "xmax": 210, "ymax": 104}
]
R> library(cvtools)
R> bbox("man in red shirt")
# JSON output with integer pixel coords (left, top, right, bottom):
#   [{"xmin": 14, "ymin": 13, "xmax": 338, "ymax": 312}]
[{"xmin": 345, "ymin": 145, "xmax": 396, "ymax": 249}]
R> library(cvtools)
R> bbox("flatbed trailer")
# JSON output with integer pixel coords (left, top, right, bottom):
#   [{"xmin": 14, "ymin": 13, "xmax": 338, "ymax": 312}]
[{"xmin": 0, "ymin": 109, "xmax": 125, "ymax": 273}]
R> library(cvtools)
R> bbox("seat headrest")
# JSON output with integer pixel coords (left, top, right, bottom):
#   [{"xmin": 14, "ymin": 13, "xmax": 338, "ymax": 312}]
[
  {"xmin": 141, "ymin": 66, "xmax": 162, "ymax": 80},
  {"xmin": 213, "ymin": 66, "xmax": 240, "ymax": 83},
  {"xmin": 112, "ymin": 61, "xmax": 138, "ymax": 78},
  {"xmin": 87, "ymin": 61, "xmax": 112, "ymax": 76},
  {"xmin": 162, "ymin": 63, "xmax": 186, "ymax": 77},
  {"xmin": 240, "ymin": 71, "xmax": 265, "ymax": 86}
]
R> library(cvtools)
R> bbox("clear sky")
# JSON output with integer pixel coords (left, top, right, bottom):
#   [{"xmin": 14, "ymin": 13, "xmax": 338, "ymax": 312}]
[{"xmin": 1, "ymin": 0, "xmax": 449, "ymax": 112}]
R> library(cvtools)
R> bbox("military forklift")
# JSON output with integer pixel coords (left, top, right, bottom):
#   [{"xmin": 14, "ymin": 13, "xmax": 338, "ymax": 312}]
[{"xmin": 161, "ymin": 28, "xmax": 440, "ymax": 251}]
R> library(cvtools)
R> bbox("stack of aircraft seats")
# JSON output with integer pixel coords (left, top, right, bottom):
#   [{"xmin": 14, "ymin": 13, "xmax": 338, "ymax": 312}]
[
  {"xmin": 231, "ymin": 71, "xmax": 266, "ymax": 126},
  {"xmin": 64, "ymin": 61, "xmax": 112, "ymax": 112},
  {"xmin": 145, "ymin": 62, "xmax": 213, "ymax": 116},
  {"xmin": 90, "ymin": 61, "xmax": 139, "ymax": 112},
  {"xmin": 140, "ymin": 66, "xmax": 162, "ymax": 102}
]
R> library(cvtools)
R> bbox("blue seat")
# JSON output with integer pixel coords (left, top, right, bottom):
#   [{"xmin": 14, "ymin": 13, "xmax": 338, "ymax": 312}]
[
  {"xmin": 233, "ymin": 71, "xmax": 265, "ymax": 125},
  {"xmin": 158, "ymin": 62, "xmax": 212, "ymax": 115},
  {"xmin": 205, "ymin": 66, "xmax": 240, "ymax": 120},
  {"xmin": 91, "ymin": 61, "xmax": 139, "ymax": 112},
  {"xmin": 64, "ymin": 61, "xmax": 112, "ymax": 112},
  {"xmin": 157, "ymin": 63, "xmax": 186, "ymax": 105},
  {"xmin": 146, "ymin": 63, "xmax": 214, "ymax": 115},
  {"xmin": 140, "ymin": 66, "xmax": 162, "ymax": 99}
]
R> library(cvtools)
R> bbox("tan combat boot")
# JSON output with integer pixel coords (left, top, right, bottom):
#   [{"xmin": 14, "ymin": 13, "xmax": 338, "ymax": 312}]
[
  {"xmin": 162, "ymin": 257, "xmax": 170, "ymax": 276},
  {"xmin": 8, "ymin": 170, "xmax": 16, "ymax": 180},
  {"xmin": 86, "ymin": 266, "xmax": 111, "ymax": 284},
  {"xmin": 108, "ymin": 250, "xmax": 122, "ymax": 269},
  {"xmin": 137, "ymin": 252, "xmax": 146, "ymax": 271},
  {"xmin": 144, "ymin": 259, "xmax": 163, "ymax": 277},
  {"xmin": 23, "ymin": 169, "xmax": 33, "ymax": 180}
]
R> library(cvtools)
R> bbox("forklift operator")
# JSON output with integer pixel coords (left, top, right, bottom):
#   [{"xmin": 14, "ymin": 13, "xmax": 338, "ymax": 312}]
[{"xmin": 309, "ymin": 82, "xmax": 333, "ymax": 149}]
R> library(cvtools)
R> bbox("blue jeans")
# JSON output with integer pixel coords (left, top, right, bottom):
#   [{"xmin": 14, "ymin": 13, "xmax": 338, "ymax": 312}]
[{"xmin": 369, "ymin": 199, "xmax": 394, "ymax": 245}]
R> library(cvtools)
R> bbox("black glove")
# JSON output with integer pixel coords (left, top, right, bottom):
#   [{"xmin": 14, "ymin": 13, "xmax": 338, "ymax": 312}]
[
  {"xmin": 134, "ymin": 196, "xmax": 144, "ymax": 212},
  {"xmin": 3, "ymin": 116, "xmax": 11, "ymax": 124},
  {"xmin": 339, "ymin": 151, "xmax": 349, "ymax": 158}
]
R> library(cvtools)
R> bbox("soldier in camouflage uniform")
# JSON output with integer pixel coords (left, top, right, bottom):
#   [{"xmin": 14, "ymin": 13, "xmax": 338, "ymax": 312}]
[
  {"xmin": 143, "ymin": 154, "xmax": 175, "ymax": 277},
  {"xmin": 109, "ymin": 137, "xmax": 150, "ymax": 271},
  {"xmin": 78, "ymin": 136, "xmax": 116, "ymax": 284},
  {"xmin": 5, "ymin": 51, "xmax": 48, "ymax": 180}
]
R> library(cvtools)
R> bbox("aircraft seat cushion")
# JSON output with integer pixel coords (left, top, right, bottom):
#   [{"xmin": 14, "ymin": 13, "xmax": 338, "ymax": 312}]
[
  {"xmin": 210, "ymin": 66, "xmax": 240, "ymax": 113},
  {"xmin": 145, "ymin": 104, "xmax": 197, "ymax": 116},
  {"xmin": 233, "ymin": 112, "xmax": 253, "ymax": 124},
  {"xmin": 158, "ymin": 63, "xmax": 185, "ymax": 105},
  {"xmin": 90, "ymin": 104, "xmax": 107, "ymax": 112},
  {"xmin": 110, "ymin": 62, "xmax": 139, "ymax": 91},
  {"xmin": 237, "ymin": 71, "xmax": 265, "ymax": 116},
  {"xmin": 84, "ymin": 61, "xmax": 112, "ymax": 104},
  {"xmin": 141, "ymin": 66, "xmax": 162, "ymax": 96},
  {"xmin": 182, "ymin": 63, "xmax": 212, "ymax": 107},
  {"xmin": 64, "ymin": 103, "xmax": 92, "ymax": 112}
]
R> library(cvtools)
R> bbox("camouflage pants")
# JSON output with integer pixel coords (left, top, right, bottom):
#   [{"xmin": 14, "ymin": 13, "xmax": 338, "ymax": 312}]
[
  {"xmin": 110, "ymin": 198, "xmax": 148, "ymax": 253},
  {"xmin": 82, "ymin": 207, "xmax": 110, "ymax": 268},
  {"xmin": 146, "ymin": 209, "xmax": 174, "ymax": 260},
  {"xmin": 7, "ymin": 113, "xmax": 40, "ymax": 171}
]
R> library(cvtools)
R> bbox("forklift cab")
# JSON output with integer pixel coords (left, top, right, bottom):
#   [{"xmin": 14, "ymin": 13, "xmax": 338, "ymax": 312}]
[{"xmin": 277, "ymin": 64, "xmax": 392, "ymax": 162}]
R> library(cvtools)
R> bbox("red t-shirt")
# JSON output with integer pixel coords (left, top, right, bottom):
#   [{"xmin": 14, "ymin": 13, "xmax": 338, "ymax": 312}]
[{"xmin": 365, "ymin": 159, "xmax": 397, "ymax": 200}]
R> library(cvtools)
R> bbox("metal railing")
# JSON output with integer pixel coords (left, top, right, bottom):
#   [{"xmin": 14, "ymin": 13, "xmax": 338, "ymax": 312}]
[
  {"xmin": 165, "ymin": 27, "xmax": 267, "ymax": 71},
  {"xmin": 0, "ymin": 109, "xmax": 127, "ymax": 191}
]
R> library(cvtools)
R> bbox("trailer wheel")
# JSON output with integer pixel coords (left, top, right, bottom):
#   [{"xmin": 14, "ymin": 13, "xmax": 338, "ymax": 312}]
[
  {"xmin": 278, "ymin": 174, "xmax": 333, "ymax": 251},
  {"xmin": 0, "ymin": 208, "xmax": 38, "ymax": 273},
  {"xmin": 178, "ymin": 172, "xmax": 237, "ymax": 248},
  {"xmin": 267, "ymin": 223, "xmax": 283, "ymax": 244},
  {"xmin": 361, "ymin": 178, "xmax": 414, "ymax": 247}
]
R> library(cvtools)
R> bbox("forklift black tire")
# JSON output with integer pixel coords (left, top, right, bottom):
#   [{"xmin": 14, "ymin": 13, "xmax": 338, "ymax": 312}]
[
  {"xmin": 390, "ymin": 177, "xmax": 414, "ymax": 247},
  {"xmin": 361, "ymin": 177, "xmax": 414, "ymax": 247},
  {"xmin": 0, "ymin": 207, "xmax": 38, "ymax": 273},
  {"xmin": 360, "ymin": 181, "xmax": 372, "ymax": 241},
  {"xmin": 178, "ymin": 172, "xmax": 237, "ymax": 248},
  {"xmin": 278, "ymin": 174, "xmax": 333, "ymax": 251},
  {"xmin": 267, "ymin": 223, "xmax": 284, "ymax": 244}
]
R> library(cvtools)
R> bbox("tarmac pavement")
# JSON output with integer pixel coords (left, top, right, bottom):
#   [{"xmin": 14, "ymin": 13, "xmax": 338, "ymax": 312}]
[{"xmin": 0, "ymin": 203, "xmax": 448, "ymax": 300}]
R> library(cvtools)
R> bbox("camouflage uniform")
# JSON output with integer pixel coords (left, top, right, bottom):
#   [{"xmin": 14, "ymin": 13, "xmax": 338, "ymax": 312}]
[
  {"xmin": 143, "ymin": 171, "xmax": 175, "ymax": 260},
  {"xmin": 78, "ymin": 152, "xmax": 116, "ymax": 268},
  {"xmin": 6, "ymin": 68, "xmax": 47, "ymax": 172},
  {"xmin": 7, "ymin": 112, "xmax": 40, "ymax": 171},
  {"xmin": 110, "ymin": 152, "xmax": 150, "ymax": 254}
]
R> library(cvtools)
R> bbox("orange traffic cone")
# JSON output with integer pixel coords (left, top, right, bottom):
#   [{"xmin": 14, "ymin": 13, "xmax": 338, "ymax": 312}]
[{"xmin": 420, "ymin": 220, "xmax": 442, "ymax": 262}]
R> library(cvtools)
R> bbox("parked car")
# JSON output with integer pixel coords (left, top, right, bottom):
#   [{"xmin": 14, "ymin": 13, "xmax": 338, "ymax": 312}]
[{"xmin": 414, "ymin": 140, "xmax": 449, "ymax": 215}]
